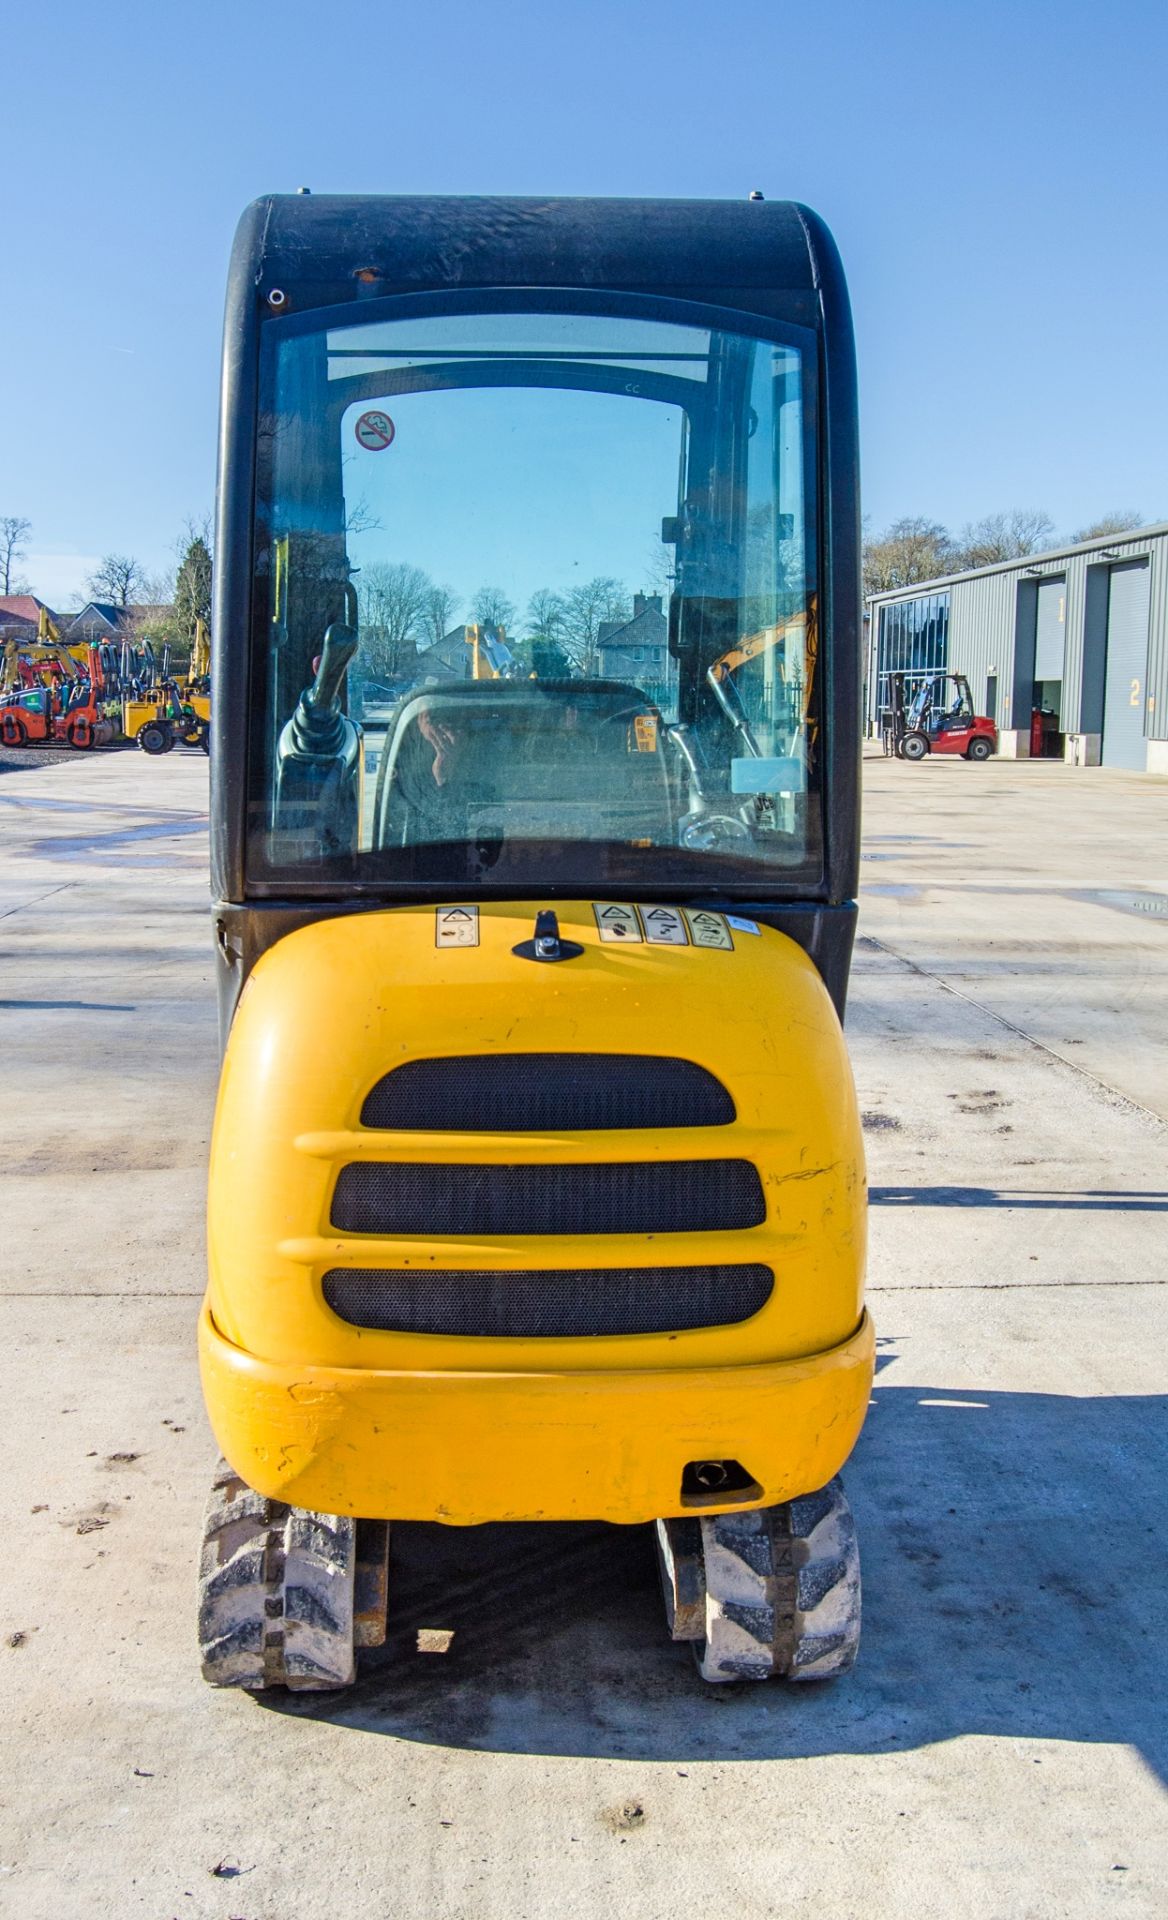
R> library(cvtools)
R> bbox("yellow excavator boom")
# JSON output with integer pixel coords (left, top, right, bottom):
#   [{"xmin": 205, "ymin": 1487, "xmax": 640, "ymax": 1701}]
[{"xmin": 190, "ymin": 618, "xmax": 211, "ymax": 682}]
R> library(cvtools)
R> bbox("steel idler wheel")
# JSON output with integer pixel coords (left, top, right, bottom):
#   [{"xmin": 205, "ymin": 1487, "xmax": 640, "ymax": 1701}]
[
  {"xmin": 197, "ymin": 1458, "xmax": 360, "ymax": 1691},
  {"xmin": 655, "ymin": 1476, "xmax": 861, "ymax": 1684}
]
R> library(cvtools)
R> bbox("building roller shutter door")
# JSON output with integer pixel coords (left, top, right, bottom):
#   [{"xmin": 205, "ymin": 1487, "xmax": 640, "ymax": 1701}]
[
  {"xmin": 1034, "ymin": 578, "xmax": 1066, "ymax": 681},
  {"xmin": 1102, "ymin": 563, "xmax": 1151, "ymax": 769}
]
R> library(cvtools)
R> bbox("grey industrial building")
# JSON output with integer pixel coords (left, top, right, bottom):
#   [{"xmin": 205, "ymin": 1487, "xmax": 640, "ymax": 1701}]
[{"xmin": 865, "ymin": 522, "xmax": 1168, "ymax": 771}]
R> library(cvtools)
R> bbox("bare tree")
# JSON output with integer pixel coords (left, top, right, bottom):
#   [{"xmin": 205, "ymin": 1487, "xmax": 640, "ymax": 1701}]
[
  {"xmin": 641, "ymin": 538, "xmax": 675, "ymax": 600},
  {"xmin": 525, "ymin": 587, "xmax": 567, "ymax": 639},
  {"xmin": 173, "ymin": 512, "xmax": 212, "ymax": 561},
  {"xmin": 472, "ymin": 585, "xmax": 517, "ymax": 630},
  {"xmin": 137, "ymin": 568, "xmax": 177, "ymax": 606},
  {"xmin": 344, "ymin": 498, "xmax": 382, "ymax": 536},
  {"xmin": 862, "ymin": 519, "xmax": 954, "ymax": 599},
  {"xmin": 1068, "ymin": 510, "xmax": 1144, "ymax": 543},
  {"xmin": 0, "ymin": 516, "xmax": 31, "ymax": 594},
  {"xmin": 88, "ymin": 553, "xmax": 145, "ymax": 606},
  {"xmin": 953, "ymin": 508, "xmax": 1055, "ymax": 570},
  {"xmin": 124, "ymin": 600, "xmax": 180, "ymax": 651},
  {"xmin": 863, "ymin": 502, "xmax": 1148, "ymax": 599},
  {"xmin": 423, "ymin": 584, "xmax": 460, "ymax": 648},
  {"xmin": 559, "ymin": 576, "xmax": 629, "ymax": 676},
  {"xmin": 357, "ymin": 562, "xmax": 431, "ymax": 676}
]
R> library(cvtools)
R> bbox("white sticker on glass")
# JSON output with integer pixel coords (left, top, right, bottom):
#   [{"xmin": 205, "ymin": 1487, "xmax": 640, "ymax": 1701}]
[{"xmin": 730, "ymin": 755, "xmax": 806, "ymax": 794}]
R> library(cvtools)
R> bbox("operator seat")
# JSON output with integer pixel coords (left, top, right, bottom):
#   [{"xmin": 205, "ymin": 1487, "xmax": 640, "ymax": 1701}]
[{"xmin": 372, "ymin": 680, "xmax": 675, "ymax": 853}]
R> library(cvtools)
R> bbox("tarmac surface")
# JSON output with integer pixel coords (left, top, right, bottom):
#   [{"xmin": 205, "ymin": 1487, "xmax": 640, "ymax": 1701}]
[{"xmin": 1, "ymin": 747, "xmax": 1165, "ymax": 1918}]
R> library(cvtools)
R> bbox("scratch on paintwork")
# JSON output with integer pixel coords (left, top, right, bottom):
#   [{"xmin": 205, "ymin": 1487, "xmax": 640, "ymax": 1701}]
[
  {"xmin": 287, "ymin": 1381, "xmax": 329, "ymax": 1406},
  {"xmin": 770, "ymin": 1161, "xmax": 841, "ymax": 1186}
]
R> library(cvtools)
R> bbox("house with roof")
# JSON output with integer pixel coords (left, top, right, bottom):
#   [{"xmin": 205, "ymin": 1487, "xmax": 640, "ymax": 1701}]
[
  {"xmin": 67, "ymin": 602, "xmax": 176, "ymax": 644},
  {"xmin": 595, "ymin": 593, "xmax": 670, "ymax": 684},
  {"xmin": 67, "ymin": 602, "xmax": 141, "ymax": 641},
  {"xmin": 0, "ymin": 595, "xmax": 62, "ymax": 640}
]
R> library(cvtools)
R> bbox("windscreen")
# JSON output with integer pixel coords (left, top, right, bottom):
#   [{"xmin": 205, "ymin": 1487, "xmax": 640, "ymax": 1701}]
[{"xmin": 249, "ymin": 301, "xmax": 821, "ymax": 892}]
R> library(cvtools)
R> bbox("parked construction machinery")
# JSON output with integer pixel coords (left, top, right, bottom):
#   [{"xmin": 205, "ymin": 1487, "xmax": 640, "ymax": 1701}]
[
  {"xmin": 118, "ymin": 638, "xmax": 210, "ymax": 753},
  {"xmin": 181, "ymin": 618, "xmax": 213, "ymax": 735},
  {"xmin": 197, "ymin": 194, "xmax": 870, "ymax": 1692},
  {"xmin": 0, "ymin": 634, "xmax": 81, "ymax": 699},
  {"xmin": 0, "ymin": 642, "xmax": 115, "ymax": 749},
  {"xmin": 466, "ymin": 622, "xmax": 517, "ymax": 679},
  {"xmin": 0, "ymin": 614, "xmax": 212, "ymax": 756}
]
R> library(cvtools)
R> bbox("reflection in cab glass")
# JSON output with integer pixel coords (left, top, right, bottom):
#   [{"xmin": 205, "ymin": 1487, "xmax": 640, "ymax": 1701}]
[{"xmin": 250, "ymin": 306, "xmax": 820, "ymax": 890}]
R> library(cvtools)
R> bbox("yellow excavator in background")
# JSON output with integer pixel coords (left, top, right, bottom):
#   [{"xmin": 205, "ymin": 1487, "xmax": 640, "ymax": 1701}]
[
  {"xmin": 0, "ymin": 634, "xmax": 82, "ymax": 697},
  {"xmin": 465, "ymin": 622, "xmax": 516, "ymax": 679},
  {"xmin": 181, "ymin": 618, "xmax": 212, "ymax": 737},
  {"xmin": 707, "ymin": 603, "xmax": 818, "ymax": 758},
  {"xmin": 122, "ymin": 623, "xmax": 211, "ymax": 754},
  {"xmin": 37, "ymin": 606, "xmax": 92, "ymax": 675}
]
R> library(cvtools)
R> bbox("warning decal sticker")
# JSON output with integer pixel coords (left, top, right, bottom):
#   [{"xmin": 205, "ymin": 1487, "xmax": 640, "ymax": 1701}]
[
  {"xmin": 683, "ymin": 909, "xmax": 734, "ymax": 950},
  {"xmin": 639, "ymin": 905, "xmax": 688, "ymax": 945},
  {"xmin": 435, "ymin": 905, "xmax": 479, "ymax": 948},
  {"xmin": 355, "ymin": 409, "xmax": 396, "ymax": 451},
  {"xmin": 592, "ymin": 902, "xmax": 642, "ymax": 943},
  {"xmin": 633, "ymin": 714, "xmax": 658, "ymax": 753}
]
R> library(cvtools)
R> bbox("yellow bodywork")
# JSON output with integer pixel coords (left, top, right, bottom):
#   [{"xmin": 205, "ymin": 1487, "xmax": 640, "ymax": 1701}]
[
  {"xmin": 122, "ymin": 690, "xmax": 208, "ymax": 738},
  {"xmin": 201, "ymin": 900, "xmax": 872, "ymax": 1523},
  {"xmin": 122, "ymin": 696, "xmax": 163, "ymax": 738}
]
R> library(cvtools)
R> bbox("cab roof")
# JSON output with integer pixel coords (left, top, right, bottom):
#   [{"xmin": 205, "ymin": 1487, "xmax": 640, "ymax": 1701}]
[{"xmin": 231, "ymin": 194, "xmax": 828, "ymax": 321}]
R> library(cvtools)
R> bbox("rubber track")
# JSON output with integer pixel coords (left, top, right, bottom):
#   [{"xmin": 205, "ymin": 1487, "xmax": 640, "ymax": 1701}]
[
  {"xmin": 659, "ymin": 1477, "xmax": 861, "ymax": 1683},
  {"xmin": 198, "ymin": 1460, "xmax": 357, "ymax": 1691}
]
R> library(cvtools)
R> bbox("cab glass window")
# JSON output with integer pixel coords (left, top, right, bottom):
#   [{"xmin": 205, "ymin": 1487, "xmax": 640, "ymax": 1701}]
[{"xmin": 249, "ymin": 300, "xmax": 820, "ymax": 892}]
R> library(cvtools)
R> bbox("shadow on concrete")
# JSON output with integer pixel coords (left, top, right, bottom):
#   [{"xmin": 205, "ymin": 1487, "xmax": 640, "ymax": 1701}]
[
  {"xmin": 32, "ymin": 817, "xmax": 208, "ymax": 861},
  {"xmin": 872, "ymin": 1186, "xmax": 1168, "ymax": 1212},
  {"xmin": 0, "ymin": 998, "xmax": 136, "ymax": 1012},
  {"xmin": 259, "ymin": 1380, "xmax": 1168, "ymax": 1779}
]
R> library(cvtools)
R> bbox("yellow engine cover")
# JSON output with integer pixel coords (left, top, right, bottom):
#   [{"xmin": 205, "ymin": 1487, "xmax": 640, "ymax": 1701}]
[
  {"xmin": 122, "ymin": 697, "xmax": 162, "ymax": 737},
  {"xmin": 201, "ymin": 900, "xmax": 872, "ymax": 1522}
]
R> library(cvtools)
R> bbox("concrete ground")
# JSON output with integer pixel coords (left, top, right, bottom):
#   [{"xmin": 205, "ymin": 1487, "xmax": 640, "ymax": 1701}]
[{"xmin": 1, "ymin": 748, "xmax": 1165, "ymax": 1918}]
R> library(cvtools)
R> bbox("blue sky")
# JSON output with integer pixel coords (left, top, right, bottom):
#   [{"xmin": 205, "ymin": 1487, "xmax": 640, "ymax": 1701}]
[{"xmin": 3, "ymin": 0, "xmax": 1166, "ymax": 607}]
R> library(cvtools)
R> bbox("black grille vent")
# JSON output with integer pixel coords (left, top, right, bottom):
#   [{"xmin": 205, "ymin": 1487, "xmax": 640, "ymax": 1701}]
[
  {"xmin": 360, "ymin": 1054, "xmax": 735, "ymax": 1132},
  {"xmin": 322, "ymin": 1264, "xmax": 774, "ymax": 1337},
  {"xmin": 330, "ymin": 1159, "xmax": 765, "ymax": 1236}
]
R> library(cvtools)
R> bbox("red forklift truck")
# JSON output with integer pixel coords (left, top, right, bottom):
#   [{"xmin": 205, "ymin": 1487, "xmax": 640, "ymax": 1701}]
[{"xmin": 879, "ymin": 671, "xmax": 996, "ymax": 762}]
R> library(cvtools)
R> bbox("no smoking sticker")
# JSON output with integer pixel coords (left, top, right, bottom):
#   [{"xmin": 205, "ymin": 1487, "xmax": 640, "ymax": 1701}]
[
  {"xmin": 435, "ymin": 905, "xmax": 478, "ymax": 948},
  {"xmin": 355, "ymin": 409, "xmax": 396, "ymax": 451}
]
